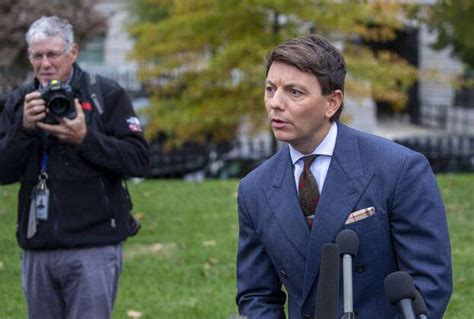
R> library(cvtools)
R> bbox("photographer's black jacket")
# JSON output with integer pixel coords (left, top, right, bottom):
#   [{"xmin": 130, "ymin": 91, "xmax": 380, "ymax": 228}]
[{"xmin": 0, "ymin": 64, "xmax": 150, "ymax": 250}]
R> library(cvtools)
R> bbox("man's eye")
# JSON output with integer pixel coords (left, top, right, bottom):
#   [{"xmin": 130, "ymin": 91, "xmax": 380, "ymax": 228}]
[
  {"xmin": 265, "ymin": 86, "xmax": 275, "ymax": 94},
  {"xmin": 289, "ymin": 89, "xmax": 303, "ymax": 97},
  {"xmin": 47, "ymin": 53, "xmax": 60, "ymax": 59}
]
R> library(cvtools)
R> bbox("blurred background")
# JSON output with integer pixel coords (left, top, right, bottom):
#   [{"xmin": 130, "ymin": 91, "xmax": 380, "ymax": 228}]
[
  {"xmin": 0, "ymin": 1, "xmax": 473, "ymax": 318},
  {"xmin": 1, "ymin": 0, "xmax": 473, "ymax": 179}
]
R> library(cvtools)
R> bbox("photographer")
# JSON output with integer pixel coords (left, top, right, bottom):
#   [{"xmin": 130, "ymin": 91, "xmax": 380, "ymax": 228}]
[{"xmin": 0, "ymin": 16, "xmax": 149, "ymax": 318}]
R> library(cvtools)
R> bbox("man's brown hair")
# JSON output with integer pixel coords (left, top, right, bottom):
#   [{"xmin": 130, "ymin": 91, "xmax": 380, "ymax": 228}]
[{"xmin": 266, "ymin": 35, "xmax": 346, "ymax": 121}]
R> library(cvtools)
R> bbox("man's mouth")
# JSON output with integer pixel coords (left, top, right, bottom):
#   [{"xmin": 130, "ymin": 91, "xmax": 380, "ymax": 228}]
[
  {"xmin": 271, "ymin": 118, "xmax": 287, "ymax": 123},
  {"xmin": 271, "ymin": 118, "xmax": 289, "ymax": 128}
]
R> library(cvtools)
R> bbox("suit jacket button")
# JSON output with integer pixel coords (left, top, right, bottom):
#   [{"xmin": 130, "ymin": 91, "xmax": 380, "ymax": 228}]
[
  {"xmin": 355, "ymin": 264, "xmax": 365, "ymax": 273},
  {"xmin": 303, "ymin": 315, "xmax": 311, "ymax": 319},
  {"xmin": 280, "ymin": 270, "xmax": 288, "ymax": 278}
]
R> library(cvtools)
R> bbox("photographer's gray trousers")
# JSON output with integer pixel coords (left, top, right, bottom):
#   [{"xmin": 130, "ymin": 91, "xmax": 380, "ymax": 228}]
[{"xmin": 22, "ymin": 243, "xmax": 123, "ymax": 319}]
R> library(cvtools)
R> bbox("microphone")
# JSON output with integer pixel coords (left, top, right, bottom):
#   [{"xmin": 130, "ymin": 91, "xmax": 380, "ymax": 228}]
[
  {"xmin": 335, "ymin": 229, "xmax": 359, "ymax": 319},
  {"xmin": 384, "ymin": 271, "xmax": 417, "ymax": 319},
  {"xmin": 314, "ymin": 243, "xmax": 340, "ymax": 319},
  {"xmin": 413, "ymin": 289, "xmax": 428, "ymax": 319}
]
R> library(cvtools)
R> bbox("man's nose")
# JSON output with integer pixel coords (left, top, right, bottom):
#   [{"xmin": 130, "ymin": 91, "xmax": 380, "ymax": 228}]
[
  {"xmin": 40, "ymin": 57, "xmax": 53, "ymax": 66},
  {"xmin": 267, "ymin": 89, "xmax": 285, "ymax": 110}
]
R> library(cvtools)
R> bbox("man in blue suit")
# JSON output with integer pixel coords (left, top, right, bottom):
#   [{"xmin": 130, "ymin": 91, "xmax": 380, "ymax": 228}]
[{"xmin": 236, "ymin": 35, "xmax": 452, "ymax": 318}]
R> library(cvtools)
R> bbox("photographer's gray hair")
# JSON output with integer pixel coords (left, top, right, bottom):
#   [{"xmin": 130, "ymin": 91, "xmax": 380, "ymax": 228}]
[{"xmin": 26, "ymin": 16, "xmax": 74, "ymax": 51}]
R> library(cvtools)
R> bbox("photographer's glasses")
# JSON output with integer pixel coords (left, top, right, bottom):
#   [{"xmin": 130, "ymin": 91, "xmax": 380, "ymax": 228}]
[{"xmin": 29, "ymin": 49, "xmax": 67, "ymax": 62}]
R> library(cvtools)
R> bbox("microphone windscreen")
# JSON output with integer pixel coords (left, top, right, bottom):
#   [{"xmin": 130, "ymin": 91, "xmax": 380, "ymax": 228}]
[
  {"xmin": 384, "ymin": 271, "xmax": 417, "ymax": 305},
  {"xmin": 335, "ymin": 229, "xmax": 359, "ymax": 257},
  {"xmin": 315, "ymin": 243, "xmax": 340, "ymax": 319},
  {"xmin": 413, "ymin": 289, "xmax": 428, "ymax": 316}
]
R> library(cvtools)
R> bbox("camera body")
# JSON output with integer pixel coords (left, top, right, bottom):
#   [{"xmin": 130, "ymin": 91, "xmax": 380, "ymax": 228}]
[{"xmin": 39, "ymin": 80, "xmax": 76, "ymax": 124}]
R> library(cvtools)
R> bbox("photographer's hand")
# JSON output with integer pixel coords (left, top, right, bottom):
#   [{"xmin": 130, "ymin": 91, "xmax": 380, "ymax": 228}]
[
  {"xmin": 23, "ymin": 91, "xmax": 46, "ymax": 130},
  {"xmin": 37, "ymin": 99, "xmax": 87, "ymax": 144}
]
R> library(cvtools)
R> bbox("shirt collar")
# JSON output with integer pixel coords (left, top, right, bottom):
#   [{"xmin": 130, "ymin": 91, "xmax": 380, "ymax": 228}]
[{"xmin": 289, "ymin": 121, "xmax": 338, "ymax": 165}]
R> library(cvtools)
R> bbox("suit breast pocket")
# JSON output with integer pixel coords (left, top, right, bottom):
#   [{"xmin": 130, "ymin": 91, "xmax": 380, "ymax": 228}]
[{"xmin": 343, "ymin": 208, "xmax": 383, "ymax": 282}]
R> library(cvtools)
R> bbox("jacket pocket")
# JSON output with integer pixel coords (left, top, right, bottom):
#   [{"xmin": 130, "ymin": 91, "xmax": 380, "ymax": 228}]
[{"xmin": 343, "ymin": 208, "xmax": 383, "ymax": 280}]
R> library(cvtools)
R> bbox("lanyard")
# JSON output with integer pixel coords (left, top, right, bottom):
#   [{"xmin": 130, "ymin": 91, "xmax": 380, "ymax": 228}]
[
  {"xmin": 39, "ymin": 132, "xmax": 50, "ymax": 179},
  {"xmin": 40, "ymin": 152, "xmax": 48, "ymax": 175}
]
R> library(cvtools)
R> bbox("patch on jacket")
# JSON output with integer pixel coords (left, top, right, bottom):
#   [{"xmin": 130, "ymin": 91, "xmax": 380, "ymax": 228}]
[
  {"xmin": 126, "ymin": 116, "xmax": 143, "ymax": 132},
  {"xmin": 81, "ymin": 102, "xmax": 92, "ymax": 110}
]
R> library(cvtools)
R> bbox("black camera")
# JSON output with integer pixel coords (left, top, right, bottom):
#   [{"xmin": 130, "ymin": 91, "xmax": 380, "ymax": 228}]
[{"xmin": 39, "ymin": 80, "xmax": 76, "ymax": 124}]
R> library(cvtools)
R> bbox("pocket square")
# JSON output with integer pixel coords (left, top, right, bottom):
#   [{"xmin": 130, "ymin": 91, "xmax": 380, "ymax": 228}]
[{"xmin": 345, "ymin": 206, "xmax": 375, "ymax": 225}]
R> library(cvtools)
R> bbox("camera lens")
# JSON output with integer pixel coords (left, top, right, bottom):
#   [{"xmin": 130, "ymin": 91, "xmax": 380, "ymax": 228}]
[{"xmin": 48, "ymin": 96, "xmax": 70, "ymax": 116}]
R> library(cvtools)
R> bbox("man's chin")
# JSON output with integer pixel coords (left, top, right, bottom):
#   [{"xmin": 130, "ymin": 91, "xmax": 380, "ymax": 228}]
[{"xmin": 272, "ymin": 131, "xmax": 291, "ymax": 144}]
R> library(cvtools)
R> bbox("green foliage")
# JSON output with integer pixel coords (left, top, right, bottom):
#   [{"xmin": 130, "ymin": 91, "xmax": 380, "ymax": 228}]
[
  {"xmin": 424, "ymin": 0, "xmax": 474, "ymax": 70},
  {"xmin": 128, "ymin": 1, "xmax": 418, "ymax": 146},
  {"xmin": 127, "ymin": 0, "xmax": 170, "ymax": 24},
  {"xmin": 0, "ymin": 175, "xmax": 473, "ymax": 317}
]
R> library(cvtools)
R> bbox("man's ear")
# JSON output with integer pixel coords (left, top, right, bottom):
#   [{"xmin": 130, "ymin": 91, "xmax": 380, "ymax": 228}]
[
  {"xmin": 68, "ymin": 43, "xmax": 79, "ymax": 62},
  {"xmin": 324, "ymin": 90, "xmax": 343, "ymax": 119}
]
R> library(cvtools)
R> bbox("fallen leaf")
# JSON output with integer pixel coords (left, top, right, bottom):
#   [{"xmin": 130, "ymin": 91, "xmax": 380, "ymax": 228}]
[
  {"xmin": 203, "ymin": 240, "xmax": 217, "ymax": 247},
  {"xmin": 0, "ymin": 261, "xmax": 4, "ymax": 270},
  {"xmin": 134, "ymin": 212, "xmax": 145, "ymax": 221},
  {"xmin": 127, "ymin": 310, "xmax": 143, "ymax": 318},
  {"xmin": 150, "ymin": 243, "xmax": 163, "ymax": 252}
]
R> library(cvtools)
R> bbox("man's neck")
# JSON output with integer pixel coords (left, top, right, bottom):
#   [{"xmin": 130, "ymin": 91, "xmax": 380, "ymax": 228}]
[{"xmin": 292, "ymin": 123, "xmax": 333, "ymax": 155}]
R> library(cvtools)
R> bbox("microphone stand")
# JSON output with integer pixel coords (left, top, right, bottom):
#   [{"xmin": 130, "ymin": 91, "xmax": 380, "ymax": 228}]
[
  {"xmin": 341, "ymin": 253, "xmax": 356, "ymax": 319},
  {"xmin": 336, "ymin": 230, "xmax": 359, "ymax": 319}
]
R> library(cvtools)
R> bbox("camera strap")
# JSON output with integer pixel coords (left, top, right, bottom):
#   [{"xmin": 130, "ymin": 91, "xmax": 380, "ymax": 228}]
[
  {"xmin": 85, "ymin": 73, "xmax": 108, "ymax": 135},
  {"xmin": 87, "ymin": 73, "xmax": 104, "ymax": 115}
]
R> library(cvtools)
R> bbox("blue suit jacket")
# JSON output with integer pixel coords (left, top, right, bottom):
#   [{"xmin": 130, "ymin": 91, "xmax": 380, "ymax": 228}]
[{"xmin": 236, "ymin": 123, "xmax": 452, "ymax": 319}]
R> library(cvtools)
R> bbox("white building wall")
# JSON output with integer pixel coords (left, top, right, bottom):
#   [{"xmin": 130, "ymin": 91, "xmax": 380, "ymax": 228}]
[
  {"xmin": 419, "ymin": 24, "xmax": 463, "ymax": 108},
  {"xmin": 93, "ymin": 0, "xmax": 136, "ymax": 68},
  {"xmin": 418, "ymin": 24, "xmax": 473, "ymax": 134},
  {"xmin": 80, "ymin": 0, "xmax": 140, "ymax": 91}
]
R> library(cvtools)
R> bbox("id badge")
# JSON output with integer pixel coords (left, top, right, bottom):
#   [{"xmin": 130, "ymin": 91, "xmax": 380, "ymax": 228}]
[
  {"xmin": 35, "ymin": 181, "xmax": 49, "ymax": 221},
  {"xmin": 27, "ymin": 196, "xmax": 37, "ymax": 239}
]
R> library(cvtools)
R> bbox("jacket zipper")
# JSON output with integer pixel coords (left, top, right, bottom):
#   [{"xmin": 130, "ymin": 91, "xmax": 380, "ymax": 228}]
[
  {"xmin": 99, "ymin": 178, "xmax": 116, "ymax": 228},
  {"xmin": 51, "ymin": 182, "xmax": 60, "ymax": 249}
]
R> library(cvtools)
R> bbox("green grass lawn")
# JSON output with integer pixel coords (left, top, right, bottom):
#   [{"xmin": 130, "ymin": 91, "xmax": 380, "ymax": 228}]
[{"xmin": 0, "ymin": 175, "xmax": 473, "ymax": 318}]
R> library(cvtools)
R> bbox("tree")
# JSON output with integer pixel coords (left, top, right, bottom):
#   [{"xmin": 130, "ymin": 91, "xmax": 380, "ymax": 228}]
[
  {"xmin": 422, "ymin": 0, "xmax": 474, "ymax": 99},
  {"xmin": 0, "ymin": 0, "xmax": 107, "ymax": 89},
  {"xmin": 424, "ymin": 0, "xmax": 474, "ymax": 70},
  {"xmin": 128, "ymin": 0, "xmax": 418, "ymax": 146}
]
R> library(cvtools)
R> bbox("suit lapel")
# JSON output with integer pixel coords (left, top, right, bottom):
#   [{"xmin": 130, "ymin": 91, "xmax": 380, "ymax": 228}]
[
  {"xmin": 264, "ymin": 147, "xmax": 311, "ymax": 258},
  {"xmin": 302, "ymin": 123, "xmax": 374, "ymax": 302}
]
